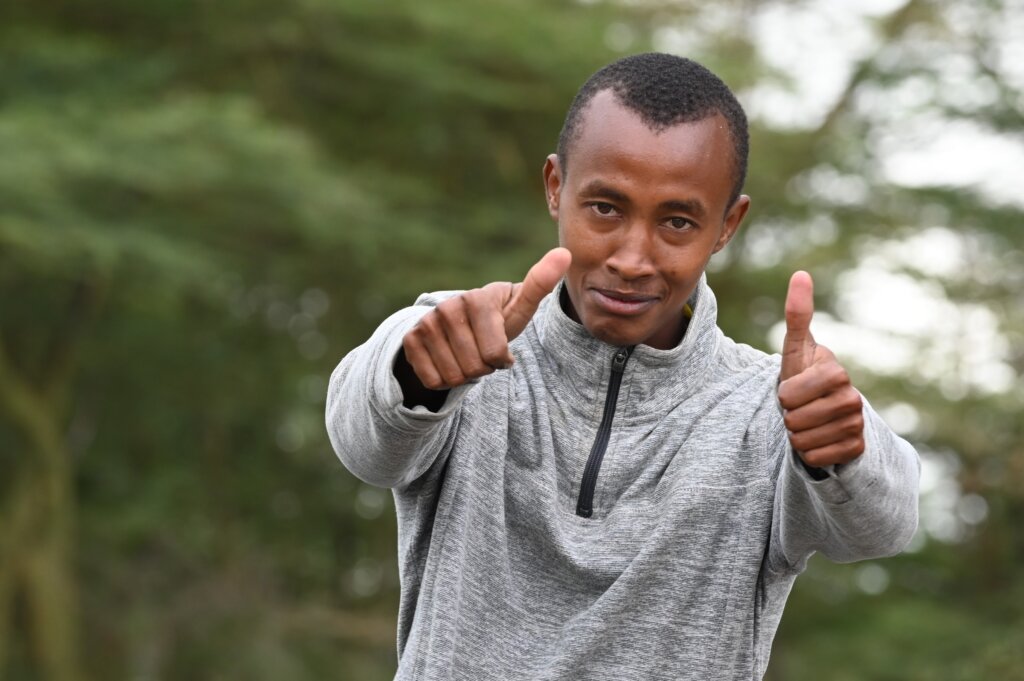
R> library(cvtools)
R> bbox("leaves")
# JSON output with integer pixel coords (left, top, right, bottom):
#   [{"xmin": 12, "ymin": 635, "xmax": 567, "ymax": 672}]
[{"xmin": 1, "ymin": 0, "xmax": 1022, "ymax": 679}]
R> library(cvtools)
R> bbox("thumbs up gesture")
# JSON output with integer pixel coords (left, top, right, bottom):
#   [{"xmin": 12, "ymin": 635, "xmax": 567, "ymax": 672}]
[
  {"xmin": 400, "ymin": 248, "xmax": 572, "ymax": 392},
  {"xmin": 778, "ymin": 271, "xmax": 866, "ymax": 468}
]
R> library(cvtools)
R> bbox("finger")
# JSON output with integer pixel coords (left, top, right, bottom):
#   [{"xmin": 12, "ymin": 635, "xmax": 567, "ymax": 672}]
[
  {"xmin": 402, "ymin": 333, "xmax": 445, "ymax": 391},
  {"xmin": 782, "ymin": 385, "xmax": 863, "ymax": 431},
  {"xmin": 503, "ymin": 247, "xmax": 572, "ymax": 340},
  {"xmin": 799, "ymin": 437, "xmax": 866, "ymax": 468},
  {"xmin": 465, "ymin": 289, "xmax": 515, "ymax": 368},
  {"xmin": 777, "ymin": 351, "xmax": 849, "ymax": 409},
  {"xmin": 413, "ymin": 313, "xmax": 468, "ymax": 388},
  {"xmin": 423, "ymin": 336, "xmax": 468, "ymax": 389},
  {"xmin": 787, "ymin": 411, "xmax": 865, "ymax": 453},
  {"xmin": 435, "ymin": 298, "xmax": 494, "ymax": 378},
  {"xmin": 780, "ymin": 270, "xmax": 816, "ymax": 381}
]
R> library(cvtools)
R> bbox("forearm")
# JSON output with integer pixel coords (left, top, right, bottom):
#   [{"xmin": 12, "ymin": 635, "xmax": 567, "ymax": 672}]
[
  {"xmin": 325, "ymin": 304, "xmax": 470, "ymax": 489},
  {"xmin": 770, "ymin": 398, "xmax": 921, "ymax": 569}
]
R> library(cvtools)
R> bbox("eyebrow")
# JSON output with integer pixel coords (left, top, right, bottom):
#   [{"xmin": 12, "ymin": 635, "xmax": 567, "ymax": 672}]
[{"xmin": 578, "ymin": 180, "xmax": 708, "ymax": 220}]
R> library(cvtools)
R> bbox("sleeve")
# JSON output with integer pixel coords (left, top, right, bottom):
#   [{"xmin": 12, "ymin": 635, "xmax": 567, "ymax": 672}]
[
  {"xmin": 324, "ymin": 291, "xmax": 479, "ymax": 489},
  {"xmin": 766, "ymin": 393, "xmax": 921, "ymax": 572}
]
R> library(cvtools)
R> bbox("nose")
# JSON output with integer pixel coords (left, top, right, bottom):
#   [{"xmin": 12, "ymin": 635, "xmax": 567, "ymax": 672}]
[{"xmin": 605, "ymin": 222, "xmax": 656, "ymax": 281}]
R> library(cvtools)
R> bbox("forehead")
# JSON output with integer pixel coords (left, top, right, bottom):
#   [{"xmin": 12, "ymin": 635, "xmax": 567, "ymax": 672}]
[{"xmin": 568, "ymin": 89, "xmax": 734, "ymax": 195}]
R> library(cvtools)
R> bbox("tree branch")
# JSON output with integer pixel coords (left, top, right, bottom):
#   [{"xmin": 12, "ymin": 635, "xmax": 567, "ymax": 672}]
[
  {"xmin": 0, "ymin": 334, "xmax": 63, "ymax": 470},
  {"xmin": 817, "ymin": 0, "xmax": 930, "ymax": 135},
  {"xmin": 40, "ymin": 276, "xmax": 109, "ymax": 406}
]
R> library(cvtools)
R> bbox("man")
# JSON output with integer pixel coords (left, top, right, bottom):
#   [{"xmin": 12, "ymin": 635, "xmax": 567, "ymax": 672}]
[{"xmin": 326, "ymin": 53, "xmax": 920, "ymax": 680}]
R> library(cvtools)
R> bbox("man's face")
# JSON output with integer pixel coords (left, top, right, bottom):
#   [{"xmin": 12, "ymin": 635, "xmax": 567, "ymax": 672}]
[{"xmin": 544, "ymin": 89, "xmax": 749, "ymax": 350}]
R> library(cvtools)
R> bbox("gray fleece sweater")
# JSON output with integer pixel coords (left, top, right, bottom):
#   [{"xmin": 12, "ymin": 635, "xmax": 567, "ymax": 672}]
[{"xmin": 326, "ymin": 276, "xmax": 920, "ymax": 681}]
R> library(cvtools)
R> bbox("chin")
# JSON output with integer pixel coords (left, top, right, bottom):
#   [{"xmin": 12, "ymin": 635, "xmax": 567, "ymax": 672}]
[{"xmin": 582, "ymin": 319, "xmax": 646, "ymax": 348}]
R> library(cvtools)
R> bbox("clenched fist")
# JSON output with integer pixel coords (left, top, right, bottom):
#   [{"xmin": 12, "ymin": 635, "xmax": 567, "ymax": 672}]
[
  {"xmin": 395, "ymin": 248, "xmax": 572, "ymax": 407},
  {"xmin": 778, "ymin": 271, "xmax": 865, "ymax": 469}
]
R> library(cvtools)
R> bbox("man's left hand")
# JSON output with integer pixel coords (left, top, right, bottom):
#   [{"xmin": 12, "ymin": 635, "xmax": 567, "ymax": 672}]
[{"xmin": 778, "ymin": 271, "xmax": 865, "ymax": 468}]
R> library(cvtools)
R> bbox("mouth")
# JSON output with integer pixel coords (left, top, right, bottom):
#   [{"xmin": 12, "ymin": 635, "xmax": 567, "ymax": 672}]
[{"xmin": 589, "ymin": 288, "xmax": 659, "ymax": 316}]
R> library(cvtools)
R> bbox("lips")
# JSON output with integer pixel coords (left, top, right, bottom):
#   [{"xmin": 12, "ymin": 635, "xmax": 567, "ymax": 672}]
[{"xmin": 590, "ymin": 288, "xmax": 659, "ymax": 316}]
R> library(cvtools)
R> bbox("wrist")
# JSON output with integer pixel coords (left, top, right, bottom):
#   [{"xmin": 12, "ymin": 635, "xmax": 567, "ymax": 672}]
[{"xmin": 393, "ymin": 347, "xmax": 449, "ymax": 412}]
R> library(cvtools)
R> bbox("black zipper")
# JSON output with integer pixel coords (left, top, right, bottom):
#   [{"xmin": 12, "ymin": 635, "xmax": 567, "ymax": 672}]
[{"xmin": 575, "ymin": 346, "xmax": 633, "ymax": 518}]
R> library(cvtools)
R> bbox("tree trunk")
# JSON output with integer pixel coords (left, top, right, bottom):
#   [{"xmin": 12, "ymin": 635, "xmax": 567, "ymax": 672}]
[
  {"xmin": 24, "ymin": 518, "xmax": 83, "ymax": 681},
  {"xmin": 0, "ymin": 336, "xmax": 88, "ymax": 681},
  {"xmin": 0, "ymin": 529, "xmax": 16, "ymax": 674}
]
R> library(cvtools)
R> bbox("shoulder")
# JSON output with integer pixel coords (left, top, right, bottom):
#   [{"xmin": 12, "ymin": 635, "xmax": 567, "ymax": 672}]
[
  {"xmin": 707, "ymin": 332, "xmax": 785, "ymax": 435},
  {"xmin": 714, "ymin": 331, "xmax": 780, "ymax": 378}
]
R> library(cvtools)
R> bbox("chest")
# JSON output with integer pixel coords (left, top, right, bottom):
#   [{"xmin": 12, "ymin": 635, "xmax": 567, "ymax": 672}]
[{"xmin": 495, "ymin": 362, "xmax": 775, "ymax": 520}]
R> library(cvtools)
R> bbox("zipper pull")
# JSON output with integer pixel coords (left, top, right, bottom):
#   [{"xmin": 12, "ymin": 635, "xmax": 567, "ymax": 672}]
[{"xmin": 611, "ymin": 347, "xmax": 632, "ymax": 373}]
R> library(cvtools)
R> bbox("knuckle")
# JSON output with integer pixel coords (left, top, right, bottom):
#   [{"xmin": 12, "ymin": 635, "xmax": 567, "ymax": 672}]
[
  {"xmin": 436, "ymin": 298, "xmax": 466, "ymax": 323},
  {"xmin": 462, "ymin": 356, "xmax": 488, "ymax": 376},
  {"xmin": 836, "ymin": 450, "xmax": 859, "ymax": 465},
  {"xmin": 778, "ymin": 395, "xmax": 795, "ymax": 411},
  {"xmin": 802, "ymin": 451, "xmax": 826, "ymax": 468},
  {"xmin": 825, "ymin": 362, "xmax": 849, "ymax": 386},
  {"xmin": 417, "ymin": 369, "xmax": 443, "ymax": 390},
  {"xmin": 438, "ymin": 360, "xmax": 460, "ymax": 379},
  {"xmin": 415, "ymin": 312, "xmax": 440, "ymax": 335},
  {"xmin": 480, "ymin": 346, "xmax": 508, "ymax": 367},
  {"xmin": 462, "ymin": 287, "xmax": 489, "ymax": 308},
  {"xmin": 441, "ymin": 371, "xmax": 464, "ymax": 388},
  {"xmin": 788, "ymin": 432, "xmax": 808, "ymax": 451},
  {"xmin": 478, "ymin": 282, "xmax": 511, "ymax": 309},
  {"xmin": 468, "ymin": 364, "xmax": 496, "ymax": 380},
  {"xmin": 843, "ymin": 390, "xmax": 863, "ymax": 412},
  {"xmin": 403, "ymin": 337, "xmax": 429, "ymax": 364},
  {"xmin": 479, "ymin": 281, "xmax": 504, "ymax": 296}
]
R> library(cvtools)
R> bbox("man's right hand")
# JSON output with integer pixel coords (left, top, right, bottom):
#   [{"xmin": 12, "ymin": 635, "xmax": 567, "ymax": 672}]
[{"xmin": 398, "ymin": 248, "xmax": 572, "ymax": 396}]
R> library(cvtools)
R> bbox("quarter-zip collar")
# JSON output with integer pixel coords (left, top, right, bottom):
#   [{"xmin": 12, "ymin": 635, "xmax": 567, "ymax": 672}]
[{"xmin": 532, "ymin": 274, "xmax": 722, "ymax": 421}]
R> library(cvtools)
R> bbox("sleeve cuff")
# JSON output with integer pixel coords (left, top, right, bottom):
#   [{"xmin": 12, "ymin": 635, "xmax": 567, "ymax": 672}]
[{"xmin": 786, "ymin": 402, "xmax": 881, "ymax": 506}]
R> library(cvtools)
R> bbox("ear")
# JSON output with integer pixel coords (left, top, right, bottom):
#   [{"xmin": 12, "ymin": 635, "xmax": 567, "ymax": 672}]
[
  {"xmin": 542, "ymin": 154, "xmax": 563, "ymax": 221},
  {"xmin": 713, "ymin": 194, "xmax": 750, "ymax": 253}
]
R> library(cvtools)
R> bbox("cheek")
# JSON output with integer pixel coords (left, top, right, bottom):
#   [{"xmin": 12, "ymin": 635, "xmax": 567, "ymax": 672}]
[
  {"xmin": 560, "ymin": 217, "xmax": 605, "ymax": 264},
  {"xmin": 657, "ymin": 256, "xmax": 701, "ymax": 297}
]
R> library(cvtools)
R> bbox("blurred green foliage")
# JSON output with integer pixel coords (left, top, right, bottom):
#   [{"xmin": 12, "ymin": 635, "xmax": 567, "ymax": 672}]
[{"xmin": 1, "ymin": 0, "xmax": 1022, "ymax": 679}]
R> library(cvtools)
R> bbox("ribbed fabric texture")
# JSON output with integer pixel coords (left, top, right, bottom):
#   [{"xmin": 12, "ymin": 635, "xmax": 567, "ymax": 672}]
[{"xmin": 326, "ymin": 276, "xmax": 920, "ymax": 681}]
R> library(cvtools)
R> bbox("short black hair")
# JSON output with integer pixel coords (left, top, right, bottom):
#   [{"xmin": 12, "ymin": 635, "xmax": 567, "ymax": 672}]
[{"xmin": 556, "ymin": 52, "xmax": 749, "ymax": 207}]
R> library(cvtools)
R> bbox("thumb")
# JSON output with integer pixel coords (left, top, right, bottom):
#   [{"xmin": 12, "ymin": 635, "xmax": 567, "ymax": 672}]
[
  {"xmin": 503, "ymin": 247, "xmax": 572, "ymax": 340},
  {"xmin": 780, "ymin": 270, "xmax": 816, "ymax": 381}
]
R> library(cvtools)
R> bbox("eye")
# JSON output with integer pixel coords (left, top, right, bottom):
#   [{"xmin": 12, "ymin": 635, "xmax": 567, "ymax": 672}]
[
  {"xmin": 667, "ymin": 217, "xmax": 696, "ymax": 230},
  {"xmin": 590, "ymin": 202, "xmax": 619, "ymax": 217}
]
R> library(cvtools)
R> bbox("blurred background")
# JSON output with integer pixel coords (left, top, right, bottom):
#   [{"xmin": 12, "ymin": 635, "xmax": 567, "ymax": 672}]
[{"xmin": 1, "ymin": 0, "xmax": 1022, "ymax": 679}]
